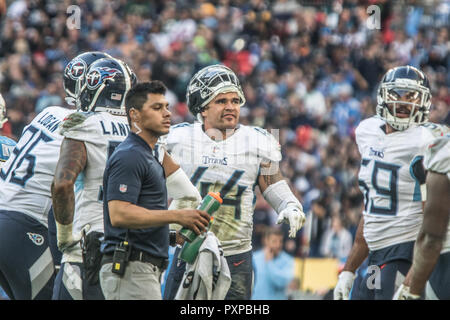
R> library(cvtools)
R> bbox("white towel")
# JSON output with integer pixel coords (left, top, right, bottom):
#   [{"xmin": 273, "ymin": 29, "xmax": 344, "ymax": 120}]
[{"xmin": 175, "ymin": 232, "xmax": 231, "ymax": 300}]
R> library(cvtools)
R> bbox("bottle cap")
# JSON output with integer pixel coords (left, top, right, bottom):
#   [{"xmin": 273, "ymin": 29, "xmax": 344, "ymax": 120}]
[{"xmin": 207, "ymin": 191, "xmax": 223, "ymax": 204}]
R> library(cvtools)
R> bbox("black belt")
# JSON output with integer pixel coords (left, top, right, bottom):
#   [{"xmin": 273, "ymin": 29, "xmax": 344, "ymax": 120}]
[{"xmin": 102, "ymin": 250, "xmax": 169, "ymax": 270}]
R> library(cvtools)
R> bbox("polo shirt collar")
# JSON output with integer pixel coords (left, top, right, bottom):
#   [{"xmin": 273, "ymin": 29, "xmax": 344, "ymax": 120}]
[{"xmin": 129, "ymin": 132, "xmax": 153, "ymax": 153}]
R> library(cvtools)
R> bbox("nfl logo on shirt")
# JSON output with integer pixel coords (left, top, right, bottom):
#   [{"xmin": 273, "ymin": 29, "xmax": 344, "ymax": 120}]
[{"xmin": 119, "ymin": 184, "xmax": 127, "ymax": 193}]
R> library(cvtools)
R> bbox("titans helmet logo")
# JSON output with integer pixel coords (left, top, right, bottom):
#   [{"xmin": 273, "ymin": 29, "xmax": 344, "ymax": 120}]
[
  {"xmin": 86, "ymin": 67, "xmax": 121, "ymax": 90},
  {"xmin": 65, "ymin": 58, "xmax": 87, "ymax": 81}
]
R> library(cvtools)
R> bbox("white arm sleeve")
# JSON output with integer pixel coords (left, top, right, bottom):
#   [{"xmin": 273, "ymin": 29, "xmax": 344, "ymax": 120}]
[
  {"xmin": 166, "ymin": 168, "xmax": 202, "ymax": 231},
  {"xmin": 262, "ymin": 180, "xmax": 303, "ymax": 213},
  {"xmin": 166, "ymin": 167, "xmax": 201, "ymax": 202}
]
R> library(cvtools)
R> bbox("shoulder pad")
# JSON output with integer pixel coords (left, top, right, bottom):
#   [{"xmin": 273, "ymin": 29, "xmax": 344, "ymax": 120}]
[
  {"xmin": 171, "ymin": 122, "xmax": 192, "ymax": 130},
  {"xmin": 252, "ymin": 126, "xmax": 271, "ymax": 137},
  {"xmin": 248, "ymin": 126, "xmax": 281, "ymax": 162},
  {"xmin": 424, "ymin": 133, "xmax": 450, "ymax": 173},
  {"xmin": 420, "ymin": 122, "xmax": 449, "ymax": 139},
  {"xmin": 166, "ymin": 122, "xmax": 195, "ymax": 145}
]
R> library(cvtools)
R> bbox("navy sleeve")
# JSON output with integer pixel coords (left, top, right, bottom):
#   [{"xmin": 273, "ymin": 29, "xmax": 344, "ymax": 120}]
[{"xmin": 105, "ymin": 150, "xmax": 146, "ymax": 204}]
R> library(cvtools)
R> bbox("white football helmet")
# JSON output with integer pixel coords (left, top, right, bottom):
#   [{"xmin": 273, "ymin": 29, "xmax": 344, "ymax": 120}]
[
  {"xmin": 376, "ymin": 65, "xmax": 431, "ymax": 131},
  {"xmin": 186, "ymin": 64, "xmax": 246, "ymax": 121}
]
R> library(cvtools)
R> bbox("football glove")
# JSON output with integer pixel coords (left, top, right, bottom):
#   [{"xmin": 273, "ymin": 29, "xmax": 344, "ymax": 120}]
[
  {"xmin": 393, "ymin": 284, "xmax": 421, "ymax": 300},
  {"xmin": 56, "ymin": 222, "xmax": 90, "ymax": 252},
  {"xmin": 276, "ymin": 204, "xmax": 306, "ymax": 238},
  {"xmin": 333, "ymin": 271, "xmax": 356, "ymax": 300}
]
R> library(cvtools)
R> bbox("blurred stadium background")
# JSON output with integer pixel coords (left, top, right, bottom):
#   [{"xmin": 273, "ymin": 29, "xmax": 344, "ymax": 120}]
[{"xmin": 0, "ymin": 0, "xmax": 449, "ymax": 300}]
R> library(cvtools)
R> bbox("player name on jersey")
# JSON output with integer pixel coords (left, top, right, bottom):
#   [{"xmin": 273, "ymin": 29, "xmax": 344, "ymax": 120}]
[
  {"xmin": 99, "ymin": 120, "xmax": 130, "ymax": 136},
  {"xmin": 36, "ymin": 111, "xmax": 65, "ymax": 133}
]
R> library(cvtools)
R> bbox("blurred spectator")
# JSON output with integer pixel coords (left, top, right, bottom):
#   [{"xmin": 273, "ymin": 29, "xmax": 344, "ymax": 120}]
[
  {"xmin": 34, "ymin": 75, "xmax": 63, "ymax": 113},
  {"xmin": 252, "ymin": 189, "xmax": 277, "ymax": 251},
  {"xmin": 252, "ymin": 227, "xmax": 295, "ymax": 300},
  {"xmin": 320, "ymin": 214, "xmax": 353, "ymax": 261},
  {"xmin": 331, "ymin": 83, "xmax": 361, "ymax": 137},
  {"xmin": 0, "ymin": 0, "xmax": 448, "ymax": 260}
]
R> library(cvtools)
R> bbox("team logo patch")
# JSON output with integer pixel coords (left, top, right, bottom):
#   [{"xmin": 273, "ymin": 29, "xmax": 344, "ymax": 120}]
[
  {"xmin": 27, "ymin": 232, "xmax": 44, "ymax": 246},
  {"xmin": 119, "ymin": 184, "xmax": 127, "ymax": 193},
  {"xmin": 86, "ymin": 67, "xmax": 121, "ymax": 90}
]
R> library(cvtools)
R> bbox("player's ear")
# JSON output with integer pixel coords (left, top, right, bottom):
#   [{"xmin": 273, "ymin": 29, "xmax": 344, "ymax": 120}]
[
  {"xmin": 130, "ymin": 108, "xmax": 140, "ymax": 122},
  {"xmin": 200, "ymin": 107, "xmax": 209, "ymax": 119}
]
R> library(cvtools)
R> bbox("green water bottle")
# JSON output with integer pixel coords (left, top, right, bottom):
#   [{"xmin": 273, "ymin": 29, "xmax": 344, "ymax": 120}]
[
  {"xmin": 179, "ymin": 191, "xmax": 223, "ymax": 242},
  {"xmin": 179, "ymin": 192, "xmax": 222, "ymax": 264}
]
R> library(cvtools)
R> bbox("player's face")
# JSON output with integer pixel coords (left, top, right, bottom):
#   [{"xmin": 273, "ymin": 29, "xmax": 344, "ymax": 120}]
[
  {"xmin": 201, "ymin": 91, "xmax": 241, "ymax": 131},
  {"xmin": 386, "ymin": 90, "xmax": 421, "ymax": 119},
  {"xmin": 139, "ymin": 93, "xmax": 171, "ymax": 136}
]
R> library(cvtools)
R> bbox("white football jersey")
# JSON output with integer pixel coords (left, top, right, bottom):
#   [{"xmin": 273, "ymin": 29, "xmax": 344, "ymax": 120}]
[
  {"xmin": 0, "ymin": 106, "xmax": 74, "ymax": 226},
  {"xmin": 356, "ymin": 117, "xmax": 448, "ymax": 251},
  {"xmin": 423, "ymin": 131, "xmax": 450, "ymax": 253},
  {"xmin": 163, "ymin": 122, "xmax": 281, "ymax": 256},
  {"xmin": 60, "ymin": 111, "xmax": 130, "ymax": 237}
]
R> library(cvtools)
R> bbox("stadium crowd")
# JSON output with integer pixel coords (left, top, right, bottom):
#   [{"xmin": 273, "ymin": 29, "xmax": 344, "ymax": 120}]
[{"xmin": 0, "ymin": 0, "xmax": 449, "ymax": 267}]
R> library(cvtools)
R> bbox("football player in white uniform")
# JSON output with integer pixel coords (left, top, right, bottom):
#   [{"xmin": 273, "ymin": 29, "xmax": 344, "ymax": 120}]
[
  {"xmin": 334, "ymin": 66, "xmax": 449, "ymax": 300},
  {"xmin": 51, "ymin": 57, "xmax": 137, "ymax": 300},
  {"xmin": 48, "ymin": 52, "xmax": 112, "ymax": 270},
  {"xmin": 0, "ymin": 52, "xmax": 108, "ymax": 300},
  {"xmin": 162, "ymin": 64, "xmax": 306, "ymax": 300},
  {"xmin": 52, "ymin": 55, "xmax": 210, "ymax": 300},
  {"xmin": 395, "ymin": 132, "xmax": 450, "ymax": 300}
]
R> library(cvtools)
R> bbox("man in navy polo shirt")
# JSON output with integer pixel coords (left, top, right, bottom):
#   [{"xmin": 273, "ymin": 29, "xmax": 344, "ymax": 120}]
[{"xmin": 99, "ymin": 81, "xmax": 210, "ymax": 300}]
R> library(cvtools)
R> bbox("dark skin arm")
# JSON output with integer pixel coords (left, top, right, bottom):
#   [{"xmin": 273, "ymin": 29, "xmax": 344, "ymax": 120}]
[
  {"xmin": 342, "ymin": 216, "xmax": 369, "ymax": 273},
  {"xmin": 407, "ymin": 171, "xmax": 450, "ymax": 295},
  {"xmin": 51, "ymin": 138, "xmax": 86, "ymax": 225}
]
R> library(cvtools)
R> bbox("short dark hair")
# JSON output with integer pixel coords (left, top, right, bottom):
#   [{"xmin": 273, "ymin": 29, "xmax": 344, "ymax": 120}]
[
  {"xmin": 125, "ymin": 81, "xmax": 167, "ymax": 124},
  {"xmin": 264, "ymin": 226, "xmax": 284, "ymax": 239}
]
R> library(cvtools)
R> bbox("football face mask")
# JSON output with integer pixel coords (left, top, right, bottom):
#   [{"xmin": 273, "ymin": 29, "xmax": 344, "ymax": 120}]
[
  {"xmin": 376, "ymin": 66, "xmax": 431, "ymax": 131},
  {"xmin": 186, "ymin": 64, "xmax": 246, "ymax": 120},
  {"xmin": 384, "ymin": 86, "xmax": 426, "ymax": 124}
]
